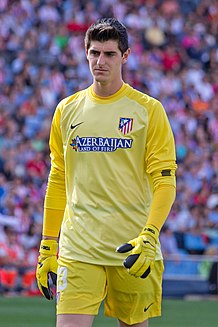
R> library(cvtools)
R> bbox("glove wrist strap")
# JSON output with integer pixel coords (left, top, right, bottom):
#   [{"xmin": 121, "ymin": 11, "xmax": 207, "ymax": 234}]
[
  {"xmin": 40, "ymin": 239, "xmax": 58, "ymax": 256},
  {"xmin": 141, "ymin": 224, "xmax": 159, "ymax": 243}
]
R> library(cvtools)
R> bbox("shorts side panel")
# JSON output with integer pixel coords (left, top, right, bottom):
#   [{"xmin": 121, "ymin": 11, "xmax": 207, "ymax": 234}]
[{"xmin": 56, "ymin": 258, "xmax": 107, "ymax": 315}]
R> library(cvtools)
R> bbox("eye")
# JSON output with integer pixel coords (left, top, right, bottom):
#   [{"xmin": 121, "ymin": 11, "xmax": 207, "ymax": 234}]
[
  {"xmin": 107, "ymin": 52, "xmax": 116, "ymax": 57},
  {"xmin": 90, "ymin": 50, "xmax": 99, "ymax": 56}
]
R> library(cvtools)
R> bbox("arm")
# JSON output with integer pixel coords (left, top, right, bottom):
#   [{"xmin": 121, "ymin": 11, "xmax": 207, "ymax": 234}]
[
  {"xmin": 143, "ymin": 99, "xmax": 177, "ymax": 232},
  {"xmin": 43, "ymin": 102, "xmax": 66, "ymax": 238},
  {"xmin": 117, "ymin": 100, "xmax": 177, "ymax": 278},
  {"xmin": 36, "ymin": 103, "xmax": 66, "ymax": 299}
]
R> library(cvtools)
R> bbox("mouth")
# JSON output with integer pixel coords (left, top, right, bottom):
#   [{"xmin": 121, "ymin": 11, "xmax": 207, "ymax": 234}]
[{"xmin": 94, "ymin": 68, "xmax": 108, "ymax": 73}]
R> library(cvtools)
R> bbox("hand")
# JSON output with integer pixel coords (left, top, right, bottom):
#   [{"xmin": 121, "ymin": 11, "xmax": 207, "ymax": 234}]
[
  {"xmin": 36, "ymin": 239, "xmax": 58, "ymax": 300},
  {"xmin": 116, "ymin": 225, "xmax": 159, "ymax": 278}
]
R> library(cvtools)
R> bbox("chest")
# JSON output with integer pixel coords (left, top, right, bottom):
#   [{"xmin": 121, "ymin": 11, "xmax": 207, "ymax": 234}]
[{"xmin": 61, "ymin": 97, "xmax": 148, "ymax": 148}]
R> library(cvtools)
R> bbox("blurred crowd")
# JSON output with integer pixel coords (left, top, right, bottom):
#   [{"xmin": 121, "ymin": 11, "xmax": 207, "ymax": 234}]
[{"xmin": 0, "ymin": 0, "xmax": 218, "ymax": 294}]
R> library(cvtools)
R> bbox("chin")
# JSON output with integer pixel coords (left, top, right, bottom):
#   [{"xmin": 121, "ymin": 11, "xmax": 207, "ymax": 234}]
[
  {"xmin": 95, "ymin": 76, "xmax": 108, "ymax": 83},
  {"xmin": 93, "ymin": 71, "xmax": 109, "ymax": 81}
]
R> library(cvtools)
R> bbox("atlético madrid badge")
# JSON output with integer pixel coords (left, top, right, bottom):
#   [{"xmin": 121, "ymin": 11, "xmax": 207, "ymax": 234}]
[{"xmin": 119, "ymin": 117, "xmax": 133, "ymax": 135}]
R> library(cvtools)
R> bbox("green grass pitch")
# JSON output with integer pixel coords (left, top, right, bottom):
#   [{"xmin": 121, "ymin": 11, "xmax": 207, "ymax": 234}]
[{"xmin": 0, "ymin": 296, "xmax": 217, "ymax": 327}]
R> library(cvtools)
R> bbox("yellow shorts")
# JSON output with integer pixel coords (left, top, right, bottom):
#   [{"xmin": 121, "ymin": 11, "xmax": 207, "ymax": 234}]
[{"xmin": 56, "ymin": 257, "xmax": 164, "ymax": 325}]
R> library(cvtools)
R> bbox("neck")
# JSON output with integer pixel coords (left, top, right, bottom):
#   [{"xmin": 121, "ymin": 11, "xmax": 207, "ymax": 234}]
[{"xmin": 92, "ymin": 80, "xmax": 123, "ymax": 97}]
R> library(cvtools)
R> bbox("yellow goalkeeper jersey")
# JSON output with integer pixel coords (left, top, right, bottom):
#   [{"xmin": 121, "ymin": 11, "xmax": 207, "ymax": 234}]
[{"xmin": 45, "ymin": 83, "xmax": 177, "ymax": 265}]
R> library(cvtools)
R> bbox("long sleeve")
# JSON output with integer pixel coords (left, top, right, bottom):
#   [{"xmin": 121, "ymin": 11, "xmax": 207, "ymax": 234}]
[{"xmin": 43, "ymin": 103, "xmax": 66, "ymax": 237}]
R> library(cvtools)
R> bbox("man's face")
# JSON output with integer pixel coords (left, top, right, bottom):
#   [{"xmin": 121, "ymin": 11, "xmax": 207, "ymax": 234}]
[{"xmin": 86, "ymin": 40, "xmax": 129, "ymax": 85}]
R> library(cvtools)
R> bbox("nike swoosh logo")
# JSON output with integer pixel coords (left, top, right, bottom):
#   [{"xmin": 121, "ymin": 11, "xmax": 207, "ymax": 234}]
[
  {"xmin": 144, "ymin": 303, "xmax": 154, "ymax": 312},
  {"xmin": 71, "ymin": 122, "xmax": 84, "ymax": 129}
]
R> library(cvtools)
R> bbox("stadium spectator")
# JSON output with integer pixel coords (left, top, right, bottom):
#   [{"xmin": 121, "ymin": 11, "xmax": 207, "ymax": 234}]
[
  {"xmin": 160, "ymin": 225, "xmax": 182, "ymax": 259},
  {"xmin": 0, "ymin": 225, "xmax": 25, "ymax": 293}
]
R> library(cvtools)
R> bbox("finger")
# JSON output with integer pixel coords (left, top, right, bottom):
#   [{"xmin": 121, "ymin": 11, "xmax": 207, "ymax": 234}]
[
  {"xmin": 41, "ymin": 283, "xmax": 54, "ymax": 300},
  {"xmin": 134, "ymin": 259, "xmax": 153, "ymax": 278},
  {"xmin": 116, "ymin": 243, "xmax": 134, "ymax": 253},
  {"xmin": 141, "ymin": 266, "xmax": 151, "ymax": 279},
  {"xmin": 128, "ymin": 254, "xmax": 149, "ymax": 277},
  {"xmin": 123, "ymin": 253, "xmax": 139, "ymax": 268},
  {"xmin": 50, "ymin": 272, "xmax": 57, "ymax": 286},
  {"xmin": 37, "ymin": 279, "xmax": 53, "ymax": 300}
]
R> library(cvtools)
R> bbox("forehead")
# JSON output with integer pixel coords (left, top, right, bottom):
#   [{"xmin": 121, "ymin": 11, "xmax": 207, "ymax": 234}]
[{"xmin": 88, "ymin": 40, "xmax": 120, "ymax": 52}]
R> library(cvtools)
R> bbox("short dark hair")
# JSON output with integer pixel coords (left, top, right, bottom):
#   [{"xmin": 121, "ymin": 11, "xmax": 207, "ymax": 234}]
[{"xmin": 85, "ymin": 18, "xmax": 129, "ymax": 55}]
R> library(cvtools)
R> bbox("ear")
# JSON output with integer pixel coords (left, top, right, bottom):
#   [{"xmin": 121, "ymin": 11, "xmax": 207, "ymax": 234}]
[
  {"xmin": 86, "ymin": 49, "xmax": 89, "ymax": 60},
  {"xmin": 122, "ymin": 48, "xmax": 131, "ymax": 64}
]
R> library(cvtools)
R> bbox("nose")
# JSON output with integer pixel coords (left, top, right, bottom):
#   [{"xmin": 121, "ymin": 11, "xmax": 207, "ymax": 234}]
[{"xmin": 97, "ymin": 53, "xmax": 105, "ymax": 66}]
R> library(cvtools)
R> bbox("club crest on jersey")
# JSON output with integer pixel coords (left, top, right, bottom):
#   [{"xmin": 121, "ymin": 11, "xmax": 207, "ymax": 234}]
[{"xmin": 119, "ymin": 117, "xmax": 133, "ymax": 135}]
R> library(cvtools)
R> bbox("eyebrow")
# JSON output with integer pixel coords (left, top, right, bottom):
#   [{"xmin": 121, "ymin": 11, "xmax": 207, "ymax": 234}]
[{"xmin": 89, "ymin": 49, "xmax": 118, "ymax": 55}]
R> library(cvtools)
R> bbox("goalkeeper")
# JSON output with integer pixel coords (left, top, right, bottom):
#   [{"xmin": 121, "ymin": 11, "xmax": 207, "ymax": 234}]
[{"xmin": 36, "ymin": 18, "xmax": 177, "ymax": 327}]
